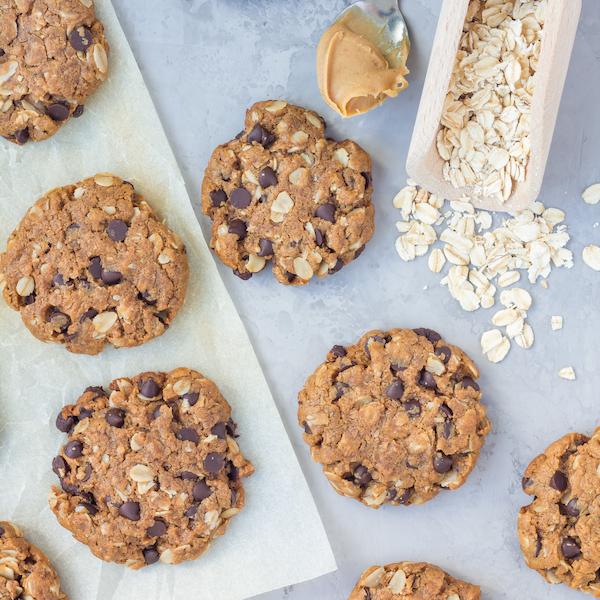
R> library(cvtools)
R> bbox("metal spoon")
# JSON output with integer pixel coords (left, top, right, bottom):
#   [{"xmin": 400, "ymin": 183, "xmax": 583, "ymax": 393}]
[{"xmin": 334, "ymin": 0, "xmax": 410, "ymax": 70}]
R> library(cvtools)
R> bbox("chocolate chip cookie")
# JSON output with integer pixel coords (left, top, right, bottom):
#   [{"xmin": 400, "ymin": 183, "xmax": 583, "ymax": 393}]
[
  {"xmin": 0, "ymin": 0, "xmax": 109, "ymax": 144},
  {"xmin": 348, "ymin": 562, "xmax": 480, "ymax": 600},
  {"xmin": 298, "ymin": 328, "xmax": 491, "ymax": 508},
  {"xmin": 0, "ymin": 174, "xmax": 188, "ymax": 355},
  {"xmin": 201, "ymin": 100, "xmax": 374, "ymax": 285},
  {"xmin": 0, "ymin": 521, "xmax": 68, "ymax": 600},
  {"xmin": 49, "ymin": 368, "xmax": 254, "ymax": 569},
  {"xmin": 519, "ymin": 429, "xmax": 600, "ymax": 596}
]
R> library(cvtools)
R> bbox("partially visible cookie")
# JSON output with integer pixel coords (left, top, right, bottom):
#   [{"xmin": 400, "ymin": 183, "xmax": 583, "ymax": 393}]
[
  {"xmin": 0, "ymin": 0, "xmax": 109, "ymax": 144},
  {"xmin": 348, "ymin": 562, "xmax": 481, "ymax": 600},
  {"xmin": 49, "ymin": 368, "xmax": 254, "ymax": 568},
  {"xmin": 519, "ymin": 429, "xmax": 600, "ymax": 597},
  {"xmin": 0, "ymin": 521, "xmax": 68, "ymax": 600},
  {"xmin": 201, "ymin": 100, "xmax": 374, "ymax": 285},
  {"xmin": 0, "ymin": 174, "xmax": 189, "ymax": 355},
  {"xmin": 298, "ymin": 328, "xmax": 491, "ymax": 508}
]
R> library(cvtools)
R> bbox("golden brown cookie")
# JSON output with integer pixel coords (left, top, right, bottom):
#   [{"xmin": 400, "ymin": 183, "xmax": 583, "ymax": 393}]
[
  {"xmin": 298, "ymin": 328, "xmax": 491, "ymax": 508},
  {"xmin": 0, "ymin": 521, "xmax": 68, "ymax": 600},
  {"xmin": 0, "ymin": 174, "xmax": 189, "ymax": 355},
  {"xmin": 49, "ymin": 368, "xmax": 254, "ymax": 569},
  {"xmin": 201, "ymin": 100, "xmax": 374, "ymax": 285},
  {"xmin": 519, "ymin": 429, "xmax": 600, "ymax": 596},
  {"xmin": 348, "ymin": 562, "xmax": 480, "ymax": 600},
  {"xmin": 0, "ymin": 0, "xmax": 109, "ymax": 144}
]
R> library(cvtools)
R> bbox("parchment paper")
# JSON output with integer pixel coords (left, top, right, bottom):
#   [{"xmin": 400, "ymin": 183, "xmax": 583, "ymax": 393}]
[{"xmin": 0, "ymin": 1, "xmax": 336, "ymax": 598}]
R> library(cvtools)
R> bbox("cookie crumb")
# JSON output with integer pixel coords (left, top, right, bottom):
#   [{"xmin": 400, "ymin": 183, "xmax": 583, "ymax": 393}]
[
  {"xmin": 551, "ymin": 315, "xmax": 563, "ymax": 331},
  {"xmin": 558, "ymin": 366, "xmax": 576, "ymax": 381}
]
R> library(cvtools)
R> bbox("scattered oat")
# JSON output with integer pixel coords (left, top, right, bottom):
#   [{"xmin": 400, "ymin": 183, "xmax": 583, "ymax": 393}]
[
  {"xmin": 558, "ymin": 367, "xmax": 576, "ymax": 381},
  {"xmin": 551, "ymin": 315, "xmax": 563, "ymax": 331},
  {"xmin": 582, "ymin": 183, "xmax": 600, "ymax": 205},
  {"xmin": 582, "ymin": 245, "xmax": 600, "ymax": 271},
  {"xmin": 481, "ymin": 329, "xmax": 511, "ymax": 363}
]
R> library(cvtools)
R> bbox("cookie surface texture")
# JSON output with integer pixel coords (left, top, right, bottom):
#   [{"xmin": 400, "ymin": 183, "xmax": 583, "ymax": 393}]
[
  {"xmin": 201, "ymin": 99, "xmax": 375, "ymax": 285},
  {"xmin": 348, "ymin": 562, "xmax": 480, "ymax": 600},
  {"xmin": 0, "ymin": 0, "xmax": 109, "ymax": 144},
  {"xmin": 49, "ymin": 368, "xmax": 254, "ymax": 568},
  {"xmin": 298, "ymin": 328, "xmax": 491, "ymax": 508},
  {"xmin": 519, "ymin": 429, "xmax": 600, "ymax": 597},
  {"xmin": 0, "ymin": 174, "xmax": 189, "ymax": 355},
  {"xmin": 0, "ymin": 521, "xmax": 68, "ymax": 600}
]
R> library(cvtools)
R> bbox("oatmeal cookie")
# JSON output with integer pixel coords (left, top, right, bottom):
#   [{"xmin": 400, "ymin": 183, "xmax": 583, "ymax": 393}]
[
  {"xmin": 298, "ymin": 328, "xmax": 491, "ymax": 508},
  {"xmin": 49, "ymin": 368, "xmax": 254, "ymax": 568},
  {"xmin": 201, "ymin": 100, "xmax": 374, "ymax": 285},
  {"xmin": 0, "ymin": 174, "xmax": 189, "ymax": 355},
  {"xmin": 0, "ymin": 0, "xmax": 109, "ymax": 144}
]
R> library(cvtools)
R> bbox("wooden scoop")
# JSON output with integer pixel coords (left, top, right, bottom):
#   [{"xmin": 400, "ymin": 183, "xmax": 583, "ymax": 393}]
[{"xmin": 406, "ymin": 0, "xmax": 582, "ymax": 213}]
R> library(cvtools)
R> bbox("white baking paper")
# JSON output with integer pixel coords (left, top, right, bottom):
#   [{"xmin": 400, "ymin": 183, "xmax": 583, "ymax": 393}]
[{"xmin": 0, "ymin": 1, "xmax": 336, "ymax": 598}]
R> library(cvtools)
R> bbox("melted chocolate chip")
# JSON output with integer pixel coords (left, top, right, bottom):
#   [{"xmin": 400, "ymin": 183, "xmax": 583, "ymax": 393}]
[
  {"xmin": 64, "ymin": 440, "xmax": 83, "ymax": 458},
  {"xmin": 52, "ymin": 456, "xmax": 69, "ymax": 477},
  {"xmin": 14, "ymin": 128, "xmax": 29, "ymax": 144},
  {"xmin": 403, "ymin": 398, "xmax": 421, "ymax": 417},
  {"xmin": 69, "ymin": 25, "xmax": 93, "ymax": 52},
  {"xmin": 107, "ymin": 219, "xmax": 128, "ymax": 242},
  {"xmin": 182, "ymin": 392, "xmax": 199, "ymax": 406},
  {"xmin": 211, "ymin": 422, "xmax": 227, "ymax": 439},
  {"xmin": 176, "ymin": 428, "xmax": 199, "ymax": 444},
  {"xmin": 192, "ymin": 480, "xmax": 213, "ymax": 502},
  {"xmin": 560, "ymin": 498, "xmax": 580, "ymax": 517},
  {"xmin": 330, "ymin": 345, "xmax": 347, "ymax": 358},
  {"xmin": 80, "ymin": 308, "xmax": 98, "ymax": 323},
  {"xmin": 314, "ymin": 228, "xmax": 324, "ymax": 247},
  {"xmin": 550, "ymin": 470, "xmax": 568, "ymax": 492},
  {"xmin": 418, "ymin": 369, "xmax": 437, "ymax": 390},
  {"xmin": 315, "ymin": 203, "xmax": 336, "ymax": 223},
  {"xmin": 248, "ymin": 123, "xmax": 275, "ymax": 147},
  {"xmin": 561, "ymin": 537, "xmax": 581, "ymax": 559},
  {"xmin": 258, "ymin": 238, "xmax": 273, "ymax": 257},
  {"xmin": 229, "ymin": 187, "xmax": 252, "ymax": 209},
  {"xmin": 329, "ymin": 259, "xmax": 344, "ymax": 273},
  {"xmin": 105, "ymin": 408, "xmax": 125, "ymax": 428},
  {"xmin": 89, "ymin": 256, "xmax": 102, "ymax": 279},
  {"xmin": 143, "ymin": 547, "xmax": 159, "ymax": 565},
  {"xmin": 101, "ymin": 270, "xmax": 122, "ymax": 286},
  {"xmin": 413, "ymin": 328, "xmax": 441, "ymax": 343},
  {"xmin": 146, "ymin": 519, "xmax": 167, "ymax": 537},
  {"xmin": 397, "ymin": 487, "xmax": 414, "ymax": 505},
  {"xmin": 353, "ymin": 464, "xmax": 372, "ymax": 486},
  {"xmin": 362, "ymin": 172, "xmax": 372, "ymax": 189},
  {"xmin": 47, "ymin": 102, "xmax": 70, "ymax": 122},
  {"xmin": 47, "ymin": 307, "xmax": 71, "ymax": 334},
  {"xmin": 233, "ymin": 269, "xmax": 252, "ymax": 280},
  {"xmin": 210, "ymin": 189, "xmax": 227, "ymax": 207},
  {"xmin": 258, "ymin": 167, "xmax": 277, "ymax": 188},
  {"xmin": 140, "ymin": 378, "xmax": 161, "ymax": 398},
  {"xmin": 386, "ymin": 380, "xmax": 405, "ymax": 400},
  {"xmin": 73, "ymin": 105, "xmax": 84, "ymax": 118},
  {"xmin": 204, "ymin": 452, "xmax": 225, "ymax": 473},
  {"xmin": 433, "ymin": 452, "xmax": 453, "ymax": 474},
  {"xmin": 228, "ymin": 219, "xmax": 247, "ymax": 240},
  {"xmin": 119, "ymin": 501, "xmax": 141, "ymax": 521},
  {"xmin": 56, "ymin": 413, "xmax": 77, "ymax": 433},
  {"xmin": 436, "ymin": 346, "xmax": 452, "ymax": 364},
  {"xmin": 460, "ymin": 377, "xmax": 480, "ymax": 392}
]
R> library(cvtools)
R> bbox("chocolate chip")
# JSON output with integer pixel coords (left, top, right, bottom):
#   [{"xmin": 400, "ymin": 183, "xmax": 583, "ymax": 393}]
[
  {"xmin": 258, "ymin": 167, "xmax": 277, "ymax": 188},
  {"xmin": 439, "ymin": 403, "xmax": 453, "ymax": 418},
  {"xmin": 226, "ymin": 419, "xmax": 238, "ymax": 437},
  {"xmin": 549, "ymin": 470, "xmax": 568, "ymax": 492},
  {"xmin": 119, "ymin": 501, "xmax": 141, "ymax": 521},
  {"xmin": 47, "ymin": 307, "xmax": 71, "ymax": 333},
  {"xmin": 521, "ymin": 477, "xmax": 532, "ymax": 491},
  {"xmin": 182, "ymin": 391, "xmax": 199, "ymax": 406},
  {"xmin": 105, "ymin": 408, "xmax": 125, "ymax": 428},
  {"xmin": 184, "ymin": 504, "xmax": 199, "ymax": 518},
  {"xmin": 143, "ymin": 547, "xmax": 159, "ymax": 565},
  {"xmin": 397, "ymin": 487, "xmax": 414, "ymax": 504},
  {"xmin": 107, "ymin": 219, "xmax": 128, "ymax": 242},
  {"xmin": 80, "ymin": 308, "xmax": 98, "ymax": 323},
  {"xmin": 330, "ymin": 259, "xmax": 344, "ymax": 273},
  {"xmin": 390, "ymin": 363, "xmax": 406, "ymax": 376},
  {"xmin": 561, "ymin": 537, "xmax": 581, "ymax": 559},
  {"xmin": 146, "ymin": 519, "xmax": 167, "ymax": 537},
  {"xmin": 81, "ymin": 463, "xmax": 92, "ymax": 482},
  {"xmin": 137, "ymin": 291, "xmax": 156, "ymax": 306},
  {"xmin": 69, "ymin": 25, "xmax": 93, "ymax": 51},
  {"xmin": 560, "ymin": 498, "xmax": 580, "ymax": 517},
  {"xmin": 535, "ymin": 533, "xmax": 542, "ymax": 557},
  {"xmin": 404, "ymin": 398, "xmax": 421, "ymax": 417},
  {"xmin": 258, "ymin": 238, "xmax": 273, "ymax": 257},
  {"xmin": 334, "ymin": 382, "xmax": 349, "ymax": 400},
  {"xmin": 413, "ymin": 328, "xmax": 442, "ymax": 343},
  {"xmin": 47, "ymin": 102, "xmax": 70, "ymax": 121},
  {"xmin": 230, "ymin": 187, "xmax": 252, "ymax": 209},
  {"xmin": 204, "ymin": 452, "xmax": 225, "ymax": 473},
  {"xmin": 315, "ymin": 203, "xmax": 336, "ymax": 223},
  {"xmin": 228, "ymin": 219, "xmax": 247, "ymax": 240},
  {"xmin": 60, "ymin": 479, "xmax": 80, "ymax": 495},
  {"xmin": 0, "ymin": 49, "xmax": 4, "ymax": 57},
  {"xmin": 362, "ymin": 171, "xmax": 372, "ymax": 189},
  {"xmin": 353, "ymin": 464, "xmax": 372, "ymax": 486},
  {"xmin": 140, "ymin": 378, "xmax": 161, "ymax": 398},
  {"xmin": 330, "ymin": 345, "xmax": 347, "ymax": 358},
  {"xmin": 52, "ymin": 273, "xmax": 65, "ymax": 286},
  {"xmin": 211, "ymin": 422, "xmax": 227, "ymax": 439},
  {"xmin": 73, "ymin": 104, "xmax": 84, "ymax": 118},
  {"xmin": 192, "ymin": 480, "xmax": 213, "ymax": 501},
  {"xmin": 210, "ymin": 189, "xmax": 227, "ymax": 207},
  {"xmin": 155, "ymin": 310, "xmax": 169, "ymax": 325},
  {"xmin": 436, "ymin": 346, "xmax": 452, "ymax": 364},
  {"xmin": 433, "ymin": 452, "xmax": 453, "ymax": 473},
  {"xmin": 364, "ymin": 335, "xmax": 388, "ymax": 358},
  {"xmin": 248, "ymin": 123, "xmax": 275, "ymax": 147},
  {"xmin": 56, "ymin": 413, "xmax": 76, "ymax": 433},
  {"xmin": 179, "ymin": 471, "xmax": 198, "ymax": 480},
  {"xmin": 314, "ymin": 228, "xmax": 324, "ymax": 247},
  {"xmin": 89, "ymin": 256, "xmax": 102, "ymax": 279},
  {"xmin": 79, "ymin": 501, "xmax": 98, "ymax": 515},
  {"xmin": 418, "ymin": 369, "xmax": 437, "ymax": 389},
  {"xmin": 353, "ymin": 245, "xmax": 365, "ymax": 259},
  {"xmin": 22, "ymin": 292, "xmax": 36, "ymax": 305},
  {"xmin": 303, "ymin": 421, "xmax": 312, "ymax": 434},
  {"xmin": 14, "ymin": 128, "xmax": 30, "ymax": 144},
  {"xmin": 52, "ymin": 456, "xmax": 69, "ymax": 477},
  {"xmin": 460, "ymin": 377, "xmax": 480, "ymax": 392},
  {"xmin": 233, "ymin": 269, "xmax": 252, "ymax": 280},
  {"xmin": 176, "ymin": 427, "xmax": 199, "ymax": 443},
  {"xmin": 228, "ymin": 462, "xmax": 239, "ymax": 481},
  {"xmin": 65, "ymin": 440, "xmax": 83, "ymax": 458},
  {"xmin": 386, "ymin": 380, "xmax": 404, "ymax": 400},
  {"xmin": 79, "ymin": 405, "xmax": 95, "ymax": 416},
  {"xmin": 101, "ymin": 270, "xmax": 122, "ymax": 285}
]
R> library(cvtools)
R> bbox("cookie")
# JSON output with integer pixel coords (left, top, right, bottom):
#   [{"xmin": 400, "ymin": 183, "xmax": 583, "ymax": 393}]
[
  {"xmin": 298, "ymin": 328, "xmax": 491, "ymax": 508},
  {"xmin": 0, "ymin": 521, "xmax": 67, "ymax": 600},
  {"xmin": 0, "ymin": 0, "xmax": 109, "ymax": 144},
  {"xmin": 519, "ymin": 429, "xmax": 600, "ymax": 596},
  {"xmin": 348, "ymin": 562, "xmax": 480, "ymax": 600},
  {"xmin": 201, "ymin": 100, "xmax": 374, "ymax": 285},
  {"xmin": 49, "ymin": 368, "xmax": 254, "ymax": 568},
  {"xmin": 0, "ymin": 174, "xmax": 189, "ymax": 355}
]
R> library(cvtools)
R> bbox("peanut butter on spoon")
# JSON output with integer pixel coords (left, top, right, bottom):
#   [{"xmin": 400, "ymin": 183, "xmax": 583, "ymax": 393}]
[{"xmin": 317, "ymin": 5, "xmax": 410, "ymax": 118}]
